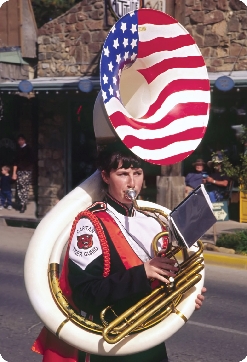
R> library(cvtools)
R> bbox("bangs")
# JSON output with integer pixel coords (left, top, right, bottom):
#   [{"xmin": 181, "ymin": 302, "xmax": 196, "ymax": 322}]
[
  {"xmin": 97, "ymin": 142, "xmax": 143, "ymax": 173},
  {"xmin": 116, "ymin": 155, "xmax": 142, "ymax": 170}
]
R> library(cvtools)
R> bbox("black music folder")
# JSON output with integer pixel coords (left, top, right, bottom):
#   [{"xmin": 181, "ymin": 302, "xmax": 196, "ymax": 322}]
[{"xmin": 169, "ymin": 185, "xmax": 217, "ymax": 248}]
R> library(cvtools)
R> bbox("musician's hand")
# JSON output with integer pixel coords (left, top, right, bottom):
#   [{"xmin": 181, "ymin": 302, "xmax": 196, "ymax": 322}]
[
  {"xmin": 195, "ymin": 286, "xmax": 207, "ymax": 310},
  {"xmin": 144, "ymin": 257, "xmax": 178, "ymax": 284},
  {"xmin": 157, "ymin": 249, "xmax": 168, "ymax": 256}
]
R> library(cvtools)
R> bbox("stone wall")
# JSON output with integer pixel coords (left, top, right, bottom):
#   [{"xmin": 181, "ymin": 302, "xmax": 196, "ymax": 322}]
[
  {"xmin": 37, "ymin": 97, "xmax": 65, "ymax": 216},
  {"xmin": 185, "ymin": 0, "xmax": 247, "ymax": 72},
  {"xmin": 37, "ymin": 0, "xmax": 115, "ymax": 77},
  {"xmin": 35, "ymin": 0, "xmax": 247, "ymax": 216},
  {"xmin": 37, "ymin": 0, "xmax": 247, "ymax": 76}
]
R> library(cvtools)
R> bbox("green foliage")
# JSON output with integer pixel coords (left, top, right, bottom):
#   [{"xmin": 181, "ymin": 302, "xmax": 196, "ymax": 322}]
[
  {"xmin": 32, "ymin": 0, "xmax": 79, "ymax": 27},
  {"xmin": 218, "ymin": 126, "xmax": 247, "ymax": 192},
  {"xmin": 217, "ymin": 230, "xmax": 247, "ymax": 254},
  {"xmin": 240, "ymin": 126, "xmax": 247, "ymax": 145}
]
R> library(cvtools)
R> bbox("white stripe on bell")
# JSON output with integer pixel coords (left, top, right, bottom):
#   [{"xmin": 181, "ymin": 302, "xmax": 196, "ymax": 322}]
[
  {"xmin": 116, "ymin": 115, "xmax": 209, "ymax": 140},
  {"xmin": 131, "ymin": 139, "xmax": 202, "ymax": 160}
]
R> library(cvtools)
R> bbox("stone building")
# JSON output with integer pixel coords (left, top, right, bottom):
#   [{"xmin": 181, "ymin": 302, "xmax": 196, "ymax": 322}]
[
  {"xmin": 35, "ymin": 0, "xmax": 185, "ymax": 78},
  {"xmin": 0, "ymin": 0, "xmax": 183, "ymax": 217},
  {"xmin": 185, "ymin": 0, "xmax": 247, "ymax": 72},
  {"xmin": 1, "ymin": 0, "xmax": 247, "ymax": 217},
  {"xmin": 36, "ymin": 0, "xmax": 113, "ymax": 78},
  {"xmin": 182, "ymin": 0, "xmax": 247, "ymax": 176}
]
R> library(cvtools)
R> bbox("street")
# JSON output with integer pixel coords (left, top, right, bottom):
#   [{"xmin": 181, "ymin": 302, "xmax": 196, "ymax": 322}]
[
  {"xmin": 0, "ymin": 227, "xmax": 247, "ymax": 362},
  {"xmin": 166, "ymin": 264, "xmax": 247, "ymax": 362}
]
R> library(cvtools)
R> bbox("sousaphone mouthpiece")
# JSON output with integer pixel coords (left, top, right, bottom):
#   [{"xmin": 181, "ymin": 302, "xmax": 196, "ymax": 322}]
[{"xmin": 125, "ymin": 189, "xmax": 137, "ymax": 201}]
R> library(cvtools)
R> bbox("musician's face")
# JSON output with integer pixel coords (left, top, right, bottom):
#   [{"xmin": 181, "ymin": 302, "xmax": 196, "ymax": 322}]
[{"xmin": 101, "ymin": 163, "xmax": 144, "ymax": 206}]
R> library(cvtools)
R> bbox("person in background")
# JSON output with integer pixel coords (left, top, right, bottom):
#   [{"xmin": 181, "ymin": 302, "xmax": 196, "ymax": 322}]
[
  {"xmin": 0, "ymin": 165, "xmax": 12, "ymax": 210},
  {"xmin": 206, "ymin": 155, "xmax": 229, "ymax": 203},
  {"xmin": 185, "ymin": 159, "xmax": 207, "ymax": 197},
  {"xmin": 12, "ymin": 134, "xmax": 33, "ymax": 213}
]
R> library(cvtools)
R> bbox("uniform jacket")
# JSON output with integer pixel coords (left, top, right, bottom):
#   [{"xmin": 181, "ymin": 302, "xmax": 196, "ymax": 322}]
[{"xmin": 32, "ymin": 194, "xmax": 168, "ymax": 362}]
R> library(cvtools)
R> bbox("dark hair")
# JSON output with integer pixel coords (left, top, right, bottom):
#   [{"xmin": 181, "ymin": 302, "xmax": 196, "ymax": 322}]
[
  {"xmin": 17, "ymin": 134, "xmax": 26, "ymax": 141},
  {"xmin": 97, "ymin": 141, "xmax": 143, "ymax": 173}
]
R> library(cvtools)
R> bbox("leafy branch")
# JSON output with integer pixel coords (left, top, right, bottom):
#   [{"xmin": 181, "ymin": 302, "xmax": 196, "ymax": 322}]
[
  {"xmin": 217, "ymin": 126, "xmax": 247, "ymax": 192},
  {"xmin": 32, "ymin": 0, "xmax": 79, "ymax": 27}
]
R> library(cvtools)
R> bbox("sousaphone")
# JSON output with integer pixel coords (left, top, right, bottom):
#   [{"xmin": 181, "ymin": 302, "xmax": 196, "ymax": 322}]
[{"xmin": 24, "ymin": 8, "xmax": 210, "ymax": 356}]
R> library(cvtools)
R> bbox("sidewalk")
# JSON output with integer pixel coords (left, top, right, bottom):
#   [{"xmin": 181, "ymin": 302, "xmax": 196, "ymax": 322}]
[
  {"xmin": 201, "ymin": 219, "xmax": 247, "ymax": 243},
  {"xmin": 0, "ymin": 201, "xmax": 37, "ymax": 221},
  {"xmin": 200, "ymin": 220, "xmax": 247, "ymax": 270},
  {"xmin": 0, "ymin": 217, "xmax": 35, "ymax": 253}
]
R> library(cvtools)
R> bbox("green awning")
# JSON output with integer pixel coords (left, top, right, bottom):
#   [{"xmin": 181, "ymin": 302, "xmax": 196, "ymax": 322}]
[{"xmin": 0, "ymin": 50, "xmax": 28, "ymax": 65}]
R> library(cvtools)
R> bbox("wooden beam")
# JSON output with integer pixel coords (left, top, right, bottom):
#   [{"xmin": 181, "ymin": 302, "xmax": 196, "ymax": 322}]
[
  {"xmin": 157, "ymin": 175, "xmax": 185, "ymax": 211},
  {"xmin": 0, "ymin": 3, "xmax": 8, "ymax": 45},
  {"xmin": 0, "ymin": 0, "xmax": 21, "ymax": 47},
  {"xmin": 174, "ymin": 0, "xmax": 185, "ymax": 25},
  {"xmin": 21, "ymin": 0, "xmax": 37, "ymax": 58},
  {"xmin": 161, "ymin": 162, "xmax": 182, "ymax": 176},
  {"xmin": 165, "ymin": 0, "xmax": 175, "ymax": 17},
  {"xmin": 8, "ymin": 0, "xmax": 20, "ymax": 46}
]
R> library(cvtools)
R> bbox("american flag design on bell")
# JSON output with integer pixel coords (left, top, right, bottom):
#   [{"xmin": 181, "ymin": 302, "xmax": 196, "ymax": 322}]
[{"xmin": 100, "ymin": 9, "xmax": 210, "ymax": 166}]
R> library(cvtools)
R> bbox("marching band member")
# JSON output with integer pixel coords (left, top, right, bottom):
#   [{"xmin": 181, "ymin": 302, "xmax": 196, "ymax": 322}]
[{"xmin": 32, "ymin": 141, "xmax": 206, "ymax": 362}]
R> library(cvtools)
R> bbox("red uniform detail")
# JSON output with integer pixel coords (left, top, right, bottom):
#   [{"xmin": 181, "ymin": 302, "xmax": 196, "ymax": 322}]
[
  {"xmin": 96, "ymin": 211, "xmax": 143, "ymax": 269},
  {"xmin": 32, "ymin": 209, "xmax": 144, "ymax": 361},
  {"xmin": 77, "ymin": 234, "xmax": 93, "ymax": 249}
]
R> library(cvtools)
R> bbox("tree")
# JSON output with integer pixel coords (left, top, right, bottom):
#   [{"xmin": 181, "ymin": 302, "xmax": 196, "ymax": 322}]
[
  {"xmin": 31, "ymin": 0, "xmax": 80, "ymax": 28},
  {"xmin": 220, "ymin": 126, "xmax": 247, "ymax": 192}
]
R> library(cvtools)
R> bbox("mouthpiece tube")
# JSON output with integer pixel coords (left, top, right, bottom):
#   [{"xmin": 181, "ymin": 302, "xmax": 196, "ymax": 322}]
[
  {"xmin": 125, "ymin": 189, "xmax": 137, "ymax": 201},
  {"xmin": 125, "ymin": 189, "xmax": 139, "ymax": 209}
]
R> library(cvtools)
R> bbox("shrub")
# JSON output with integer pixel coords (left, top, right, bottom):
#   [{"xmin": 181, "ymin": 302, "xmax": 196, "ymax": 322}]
[{"xmin": 216, "ymin": 230, "xmax": 247, "ymax": 254}]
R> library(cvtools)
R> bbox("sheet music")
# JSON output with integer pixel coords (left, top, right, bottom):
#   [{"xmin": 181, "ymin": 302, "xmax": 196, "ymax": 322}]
[{"xmin": 169, "ymin": 185, "xmax": 217, "ymax": 248}]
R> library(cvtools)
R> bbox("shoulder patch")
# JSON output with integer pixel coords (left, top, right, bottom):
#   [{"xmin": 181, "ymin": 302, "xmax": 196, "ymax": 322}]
[
  {"xmin": 69, "ymin": 216, "xmax": 103, "ymax": 270},
  {"xmin": 87, "ymin": 201, "xmax": 106, "ymax": 213}
]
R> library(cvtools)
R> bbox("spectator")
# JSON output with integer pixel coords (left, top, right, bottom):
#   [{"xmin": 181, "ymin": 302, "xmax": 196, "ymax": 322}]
[
  {"xmin": 206, "ymin": 155, "xmax": 229, "ymax": 203},
  {"xmin": 12, "ymin": 134, "xmax": 33, "ymax": 213},
  {"xmin": 185, "ymin": 159, "xmax": 207, "ymax": 197},
  {"xmin": 0, "ymin": 165, "xmax": 12, "ymax": 210}
]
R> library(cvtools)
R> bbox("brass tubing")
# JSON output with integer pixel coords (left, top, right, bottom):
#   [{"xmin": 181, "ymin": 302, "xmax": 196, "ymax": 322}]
[
  {"xmin": 102, "ymin": 274, "xmax": 202, "ymax": 344},
  {"xmin": 175, "ymin": 264, "xmax": 204, "ymax": 289},
  {"xmin": 140, "ymin": 295, "xmax": 183, "ymax": 329},
  {"xmin": 48, "ymin": 200, "xmax": 205, "ymax": 344},
  {"xmin": 100, "ymin": 286, "xmax": 165, "ymax": 332},
  {"xmin": 130, "ymin": 305, "xmax": 174, "ymax": 333},
  {"xmin": 136, "ymin": 206, "xmax": 169, "ymax": 220},
  {"xmin": 109, "ymin": 261, "xmax": 203, "ymax": 336},
  {"xmin": 56, "ymin": 318, "xmax": 70, "ymax": 337},
  {"xmin": 173, "ymin": 308, "xmax": 188, "ymax": 323},
  {"xmin": 49, "ymin": 263, "xmax": 103, "ymax": 335},
  {"xmin": 166, "ymin": 246, "xmax": 182, "ymax": 259},
  {"xmin": 109, "ymin": 290, "xmax": 167, "ymax": 333},
  {"xmin": 180, "ymin": 241, "xmax": 204, "ymax": 269},
  {"xmin": 152, "ymin": 231, "xmax": 169, "ymax": 256},
  {"xmin": 101, "ymin": 292, "xmax": 182, "ymax": 334},
  {"xmin": 175, "ymin": 258, "xmax": 204, "ymax": 283},
  {"xmin": 177, "ymin": 257, "xmax": 203, "ymax": 275}
]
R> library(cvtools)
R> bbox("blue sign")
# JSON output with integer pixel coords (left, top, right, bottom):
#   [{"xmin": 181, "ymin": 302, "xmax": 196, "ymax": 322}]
[
  {"xmin": 212, "ymin": 201, "xmax": 229, "ymax": 221},
  {"xmin": 78, "ymin": 79, "xmax": 93, "ymax": 93},
  {"xmin": 215, "ymin": 76, "xmax": 235, "ymax": 92},
  {"xmin": 18, "ymin": 80, "xmax": 33, "ymax": 93}
]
